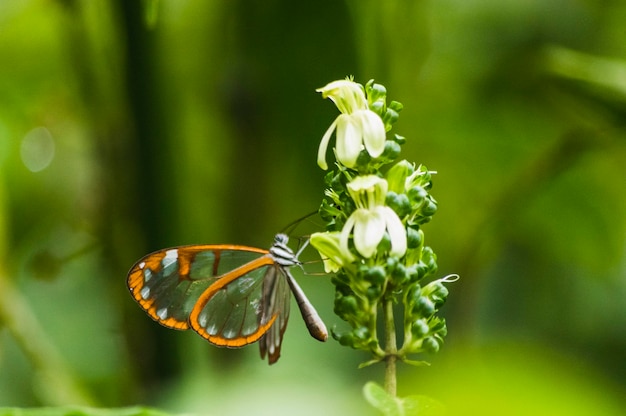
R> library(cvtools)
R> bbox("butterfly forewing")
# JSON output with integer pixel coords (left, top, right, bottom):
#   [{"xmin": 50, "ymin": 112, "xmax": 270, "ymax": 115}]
[{"xmin": 127, "ymin": 244, "xmax": 268, "ymax": 331}]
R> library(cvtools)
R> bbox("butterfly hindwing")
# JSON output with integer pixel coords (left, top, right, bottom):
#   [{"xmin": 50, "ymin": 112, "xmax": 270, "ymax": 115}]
[
  {"xmin": 189, "ymin": 258, "xmax": 283, "ymax": 347},
  {"xmin": 259, "ymin": 267, "xmax": 292, "ymax": 364}
]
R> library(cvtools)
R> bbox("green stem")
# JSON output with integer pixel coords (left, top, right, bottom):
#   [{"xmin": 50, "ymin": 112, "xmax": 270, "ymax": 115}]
[{"xmin": 383, "ymin": 297, "xmax": 397, "ymax": 397}]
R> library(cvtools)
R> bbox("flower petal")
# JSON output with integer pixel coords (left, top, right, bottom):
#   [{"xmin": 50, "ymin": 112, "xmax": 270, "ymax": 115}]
[
  {"xmin": 381, "ymin": 206, "xmax": 407, "ymax": 257},
  {"xmin": 336, "ymin": 115, "xmax": 362, "ymax": 168},
  {"xmin": 317, "ymin": 118, "xmax": 338, "ymax": 170},
  {"xmin": 352, "ymin": 209, "xmax": 386, "ymax": 258},
  {"xmin": 358, "ymin": 110, "xmax": 386, "ymax": 158},
  {"xmin": 317, "ymin": 79, "xmax": 367, "ymax": 114},
  {"xmin": 339, "ymin": 214, "xmax": 357, "ymax": 260}
]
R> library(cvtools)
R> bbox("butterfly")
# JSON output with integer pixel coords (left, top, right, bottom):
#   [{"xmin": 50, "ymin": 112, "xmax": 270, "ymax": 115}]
[{"xmin": 127, "ymin": 233, "xmax": 328, "ymax": 364}]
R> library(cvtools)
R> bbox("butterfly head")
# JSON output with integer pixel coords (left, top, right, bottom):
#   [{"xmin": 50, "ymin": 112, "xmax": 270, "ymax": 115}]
[{"xmin": 269, "ymin": 234, "xmax": 300, "ymax": 267}]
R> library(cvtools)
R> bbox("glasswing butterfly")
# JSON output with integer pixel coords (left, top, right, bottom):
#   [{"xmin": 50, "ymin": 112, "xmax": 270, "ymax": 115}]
[{"xmin": 127, "ymin": 233, "xmax": 328, "ymax": 364}]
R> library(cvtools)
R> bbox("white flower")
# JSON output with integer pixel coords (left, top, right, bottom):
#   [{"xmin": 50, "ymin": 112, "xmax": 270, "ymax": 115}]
[
  {"xmin": 341, "ymin": 175, "xmax": 407, "ymax": 258},
  {"xmin": 316, "ymin": 79, "xmax": 386, "ymax": 170}
]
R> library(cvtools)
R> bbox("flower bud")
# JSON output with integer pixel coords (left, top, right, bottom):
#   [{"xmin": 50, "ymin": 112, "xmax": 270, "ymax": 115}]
[
  {"xmin": 389, "ymin": 100, "xmax": 403, "ymax": 112},
  {"xmin": 335, "ymin": 295, "xmax": 358, "ymax": 316},
  {"xmin": 422, "ymin": 247, "xmax": 438, "ymax": 274},
  {"xmin": 421, "ymin": 198, "xmax": 438, "ymax": 216},
  {"xmin": 353, "ymin": 326, "xmax": 370, "ymax": 342},
  {"xmin": 366, "ymin": 285, "xmax": 382, "ymax": 300},
  {"xmin": 381, "ymin": 140, "xmax": 401, "ymax": 161},
  {"xmin": 337, "ymin": 332, "xmax": 356, "ymax": 347},
  {"xmin": 411, "ymin": 319, "xmax": 430, "ymax": 338},
  {"xmin": 355, "ymin": 148, "xmax": 373, "ymax": 169},
  {"xmin": 386, "ymin": 192, "xmax": 411, "ymax": 218},
  {"xmin": 406, "ymin": 263, "xmax": 420, "ymax": 282},
  {"xmin": 362, "ymin": 265, "xmax": 386, "ymax": 286},
  {"xmin": 383, "ymin": 108, "xmax": 400, "ymax": 127},
  {"xmin": 369, "ymin": 100, "xmax": 385, "ymax": 115},
  {"xmin": 408, "ymin": 185, "xmax": 428, "ymax": 206},
  {"xmin": 366, "ymin": 81, "xmax": 387, "ymax": 108},
  {"xmin": 391, "ymin": 262, "xmax": 408, "ymax": 286},
  {"xmin": 422, "ymin": 336, "xmax": 440, "ymax": 353},
  {"xmin": 393, "ymin": 134, "xmax": 406, "ymax": 145},
  {"xmin": 406, "ymin": 227, "xmax": 423, "ymax": 249},
  {"xmin": 413, "ymin": 296, "xmax": 435, "ymax": 317}
]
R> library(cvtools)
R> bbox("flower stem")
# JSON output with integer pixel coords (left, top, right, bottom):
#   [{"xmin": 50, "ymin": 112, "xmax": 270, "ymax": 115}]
[{"xmin": 383, "ymin": 297, "xmax": 397, "ymax": 397}]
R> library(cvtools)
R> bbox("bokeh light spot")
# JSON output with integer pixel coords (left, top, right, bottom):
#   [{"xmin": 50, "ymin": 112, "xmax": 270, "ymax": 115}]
[{"xmin": 20, "ymin": 126, "xmax": 55, "ymax": 172}]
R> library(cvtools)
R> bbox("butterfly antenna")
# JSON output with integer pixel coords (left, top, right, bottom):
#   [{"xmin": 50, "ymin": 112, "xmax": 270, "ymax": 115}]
[{"xmin": 280, "ymin": 210, "xmax": 319, "ymax": 236}]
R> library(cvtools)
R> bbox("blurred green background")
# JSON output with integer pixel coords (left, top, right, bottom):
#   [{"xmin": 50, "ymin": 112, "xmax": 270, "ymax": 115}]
[{"xmin": 0, "ymin": 0, "xmax": 625, "ymax": 414}]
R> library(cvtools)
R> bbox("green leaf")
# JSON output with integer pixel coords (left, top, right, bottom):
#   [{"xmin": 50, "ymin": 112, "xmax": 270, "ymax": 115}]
[
  {"xmin": 402, "ymin": 358, "xmax": 431, "ymax": 367},
  {"xmin": 363, "ymin": 383, "xmax": 446, "ymax": 416},
  {"xmin": 358, "ymin": 358, "xmax": 382, "ymax": 368},
  {"xmin": 363, "ymin": 382, "xmax": 403, "ymax": 416}
]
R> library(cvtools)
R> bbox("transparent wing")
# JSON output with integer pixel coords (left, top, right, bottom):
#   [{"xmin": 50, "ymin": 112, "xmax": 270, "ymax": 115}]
[
  {"xmin": 189, "ymin": 259, "xmax": 289, "ymax": 350},
  {"xmin": 258, "ymin": 267, "xmax": 292, "ymax": 364},
  {"xmin": 127, "ymin": 244, "xmax": 267, "ymax": 330}
]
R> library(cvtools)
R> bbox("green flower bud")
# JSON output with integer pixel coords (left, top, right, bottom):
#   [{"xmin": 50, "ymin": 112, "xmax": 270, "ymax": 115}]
[
  {"xmin": 366, "ymin": 81, "xmax": 387, "ymax": 107},
  {"xmin": 411, "ymin": 319, "xmax": 430, "ymax": 338},
  {"xmin": 421, "ymin": 198, "xmax": 438, "ymax": 216},
  {"xmin": 430, "ymin": 319, "xmax": 447, "ymax": 337},
  {"xmin": 381, "ymin": 140, "xmax": 401, "ymax": 161},
  {"xmin": 406, "ymin": 227, "xmax": 423, "ymax": 249},
  {"xmin": 362, "ymin": 266, "xmax": 386, "ymax": 286},
  {"xmin": 353, "ymin": 326, "xmax": 371, "ymax": 342},
  {"xmin": 383, "ymin": 108, "xmax": 400, "ymax": 127},
  {"xmin": 335, "ymin": 295, "xmax": 358, "ymax": 316},
  {"xmin": 406, "ymin": 263, "xmax": 420, "ymax": 282},
  {"xmin": 413, "ymin": 296, "xmax": 435, "ymax": 317},
  {"xmin": 408, "ymin": 185, "xmax": 428, "ymax": 206},
  {"xmin": 369, "ymin": 100, "xmax": 385, "ymax": 115},
  {"xmin": 391, "ymin": 262, "xmax": 408, "ymax": 285},
  {"xmin": 422, "ymin": 336, "xmax": 440, "ymax": 353},
  {"xmin": 366, "ymin": 285, "xmax": 382, "ymax": 300},
  {"xmin": 422, "ymin": 247, "xmax": 438, "ymax": 274},
  {"xmin": 386, "ymin": 256, "xmax": 399, "ymax": 274},
  {"xmin": 393, "ymin": 134, "xmax": 406, "ymax": 145},
  {"xmin": 412, "ymin": 261, "xmax": 425, "ymax": 280},
  {"xmin": 386, "ymin": 192, "xmax": 411, "ymax": 218},
  {"xmin": 356, "ymin": 149, "xmax": 373, "ymax": 169},
  {"xmin": 389, "ymin": 101, "xmax": 403, "ymax": 113},
  {"xmin": 337, "ymin": 332, "xmax": 356, "ymax": 347}
]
